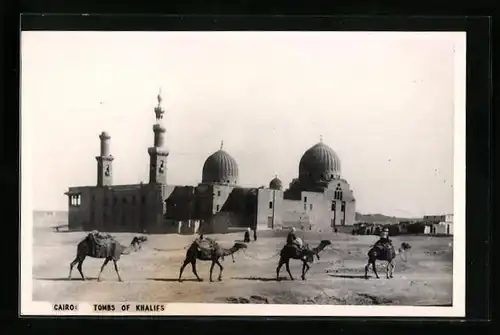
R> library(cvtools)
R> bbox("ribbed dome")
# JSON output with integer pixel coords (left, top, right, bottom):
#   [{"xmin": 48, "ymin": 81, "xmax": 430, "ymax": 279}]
[
  {"xmin": 202, "ymin": 149, "xmax": 239, "ymax": 185},
  {"xmin": 299, "ymin": 142, "xmax": 341, "ymax": 183},
  {"xmin": 269, "ymin": 176, "xmax": 283, "ymax": 190}
]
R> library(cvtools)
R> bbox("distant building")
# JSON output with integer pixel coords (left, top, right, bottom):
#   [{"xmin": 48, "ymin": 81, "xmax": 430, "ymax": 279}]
[
  {"xmin": 424, "ymin": 213, "xmax": 453, "ymax": 235},
  {"xmin": 65, "ymin": 92, "xmax": 357, "ymax": 234}
]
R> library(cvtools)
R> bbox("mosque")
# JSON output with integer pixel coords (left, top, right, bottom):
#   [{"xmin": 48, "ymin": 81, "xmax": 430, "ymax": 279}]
[{"xmin": 65, "ymin": 92, "xmax": 356, "ymax": 234}]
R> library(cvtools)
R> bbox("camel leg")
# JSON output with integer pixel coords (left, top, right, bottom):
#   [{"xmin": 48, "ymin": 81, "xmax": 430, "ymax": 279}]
[
  {"xmin": 232, "ymin": 254, "xmax": 235, "ymax": 263},
  {"xmin": 112, "ymin": 259, "xmax": 122, "ymax": 282},
  {"xmin": 178, "ymin": 259, "xmax": 190, "ymax": 282},
  {"xmin": 301, "ymin": 262, "xmax": 310, "ymax": 280},
  {"xmin": 216, "ymin": 260, "xmax": 224, "ymax": 281},
  {"xmin": 191, "ymin": 261, "xmax": 203, "ymax": 281},
  {"xmin": 364, "ymin": 262, "xmax": 370, "ymax": 279},
  {"xmin": 276, "ymin": 257, "xmax": 286, "ymax": 281},
  {"xmin": 77, "ymin": 258, "xmax": 86, "ymax": 280},
  {"xmin": 389, "ymin": 260, "xmax": 395, "ymax": 278},
  {"xmin": 68, "ymin": 257, "xmax": 79, "ymax": 280},
  {"xmin": 209, "ymin": 261, "xmax": 216, "ymax": 282},
  {"xmin": 285, "ymin": 260, "xmax": 294, "ymax": 281},
  {"xmin": 97, "ymin": 258, "xmax": 110, "ymax": 282},
  {"xmin": 372, "ymin": 261, "xmax": 379, "ymax": 279}
]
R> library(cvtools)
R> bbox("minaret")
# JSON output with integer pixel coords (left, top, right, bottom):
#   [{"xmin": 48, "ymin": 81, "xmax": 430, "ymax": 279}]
[
  {"xmin": 96, "ymin": 131, "xmax": 114, "ymax": 186},
  {"xmin": 148, "ymin": 89, "xmax": 169, "ymax": 185}
]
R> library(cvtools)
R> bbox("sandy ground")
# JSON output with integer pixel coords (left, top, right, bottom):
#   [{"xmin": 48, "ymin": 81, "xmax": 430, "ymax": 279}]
[{"xmin": 31, "ymin": 228, "xmax": 453, "ymax": 305}]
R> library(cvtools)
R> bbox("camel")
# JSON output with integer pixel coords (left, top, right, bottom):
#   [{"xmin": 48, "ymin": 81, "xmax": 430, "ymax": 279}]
[
  {"xmin": 364, "ymin": 242, "xmax": 412, "ymax": 279},
  {"xmin": 276, "ymin": 240, "xmax": 332, "ymax": 281},
  {"xmin": 178, "ymin": 240, "xmax": 247, "ymax": 282},
  {"xmin": 68, "ymin": 234, "xmax": 148, "ymax": 282}
]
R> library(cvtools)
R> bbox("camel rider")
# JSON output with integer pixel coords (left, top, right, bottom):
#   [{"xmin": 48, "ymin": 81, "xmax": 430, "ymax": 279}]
[
  {"xmin": 287, "ymin": 227, "xmax": 303, "ymax": 249},
  {"xmin": 243, "ymin": 227, "xmax": 251, "ymax": 243},
  {"xmin": 194, "ymin": 233, "xmax": 205, "ymax": 251},
  {"xmin": 374, "ymin": 228, "xmax": 392, "ymax": 256}
]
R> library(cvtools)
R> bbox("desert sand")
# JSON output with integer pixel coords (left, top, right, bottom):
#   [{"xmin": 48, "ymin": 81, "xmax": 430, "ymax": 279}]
[{"xmin": 31, "ymin": 228, "xmax": 453, "ymax": 306}]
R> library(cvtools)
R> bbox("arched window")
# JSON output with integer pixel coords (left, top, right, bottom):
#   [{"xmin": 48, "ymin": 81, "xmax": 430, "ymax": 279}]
[
  {"xmin": 269, "ymin": 201, "xmax": 273, "ymax": 209},
  {"xmin": 334, "ymin": 186, "xmax": 343, "ymax": 200}
]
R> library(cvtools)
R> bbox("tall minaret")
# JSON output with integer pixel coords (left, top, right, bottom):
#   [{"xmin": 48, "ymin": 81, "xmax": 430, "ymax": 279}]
[
  {"xmin": 148, "ymin": 89, "xmax": 169, "ymax": 185},
  {"xmin": 96, "ymin": 131, "xmax": 114, "ymax": 186}
]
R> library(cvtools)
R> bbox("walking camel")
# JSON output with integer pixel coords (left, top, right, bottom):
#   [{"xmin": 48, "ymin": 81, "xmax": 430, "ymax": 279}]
[
  {"xmin": 364, "ymin": 242, "xmax": 412, "ymax": 279},
  {"xmin": 178, "ymin": 240, "xmax": 247, "ymax": 282},
  {"xmin": 276, "ymin": 240, "xmax": 332, "ymax": 281},
  {"xmin": 68, "ymin": 234, "xmax": 148, "ymax": 282}
]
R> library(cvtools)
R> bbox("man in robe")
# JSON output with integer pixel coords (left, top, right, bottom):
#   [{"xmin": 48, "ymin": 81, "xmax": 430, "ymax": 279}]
[
  {"xmin": 243, "ymin": 227, "xmax": 251, "ymax": 243},
  {"xmin": 286, "ymin": 227, "xmax": 303, "ymax": 249},
  {"xmin": 373, "ymin": 228, "xmax": 393, "ymax": 258}
]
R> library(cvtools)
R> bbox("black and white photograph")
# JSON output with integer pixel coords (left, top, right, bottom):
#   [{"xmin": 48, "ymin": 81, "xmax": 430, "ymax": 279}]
[{"xmin": 20, "ymin": 30, "xmax": 466, "ymax": 317}]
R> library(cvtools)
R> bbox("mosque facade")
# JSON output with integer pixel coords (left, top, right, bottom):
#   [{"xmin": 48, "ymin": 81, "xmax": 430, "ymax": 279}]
[{"xmin": 65, "ymin": 93, "xmax": 356, "ymax": 234}]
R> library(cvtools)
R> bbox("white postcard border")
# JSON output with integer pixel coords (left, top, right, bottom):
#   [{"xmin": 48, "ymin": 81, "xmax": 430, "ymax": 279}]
[{"xmin": 20, "ymin": 31, "xmax": 467, "ymax": 317}]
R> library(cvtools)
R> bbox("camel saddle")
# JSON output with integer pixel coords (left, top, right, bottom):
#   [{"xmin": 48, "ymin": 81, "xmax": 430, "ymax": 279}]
[
  {"xmin": 87, "ymin": 232, "xmax": 116, "ymax": 258},
  {"xmin": 195, "ymin": 238, "xmax": 220, "ymax": 258}
]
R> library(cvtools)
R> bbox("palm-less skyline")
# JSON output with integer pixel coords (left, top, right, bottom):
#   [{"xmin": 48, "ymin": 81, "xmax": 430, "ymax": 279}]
[{"xmin": 21, "ymin": 31, "xmax": 464, "ymax": 217}]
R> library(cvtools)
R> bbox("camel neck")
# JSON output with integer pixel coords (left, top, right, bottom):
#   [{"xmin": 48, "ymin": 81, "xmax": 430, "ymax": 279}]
[
  {"xmin": 313, "ymin": 243, "xmax": 326, "ymax": 253},
  {"xmin": 223, "ymin": 245, "xmax": 239, "ymax": 256},
  {"xmin": 122, "ymin": 244, "xmax": 133, "ymax": 255}
]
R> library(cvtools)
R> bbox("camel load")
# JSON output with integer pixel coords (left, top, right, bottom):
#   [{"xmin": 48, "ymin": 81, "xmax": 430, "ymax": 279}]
[
  {"xmin": 85, "ymin": 230, "xmax": 117, "ymax": 258},
  {"xmin": 195, "ymin": 237, "xmax": 221, "ymax": 259}
]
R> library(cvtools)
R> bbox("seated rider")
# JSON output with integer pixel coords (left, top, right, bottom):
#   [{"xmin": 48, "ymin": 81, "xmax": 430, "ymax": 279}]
[
  {"xmin": 374, "ymin": 228, "xmax": 392, "ymax": 255},
  {"xmin": 194, "ymin": 232, "xmax": 205, "ymax": 251},
  {"xmin": 286, "ymin": 227, "xmax": 303, "ymax": 250}
]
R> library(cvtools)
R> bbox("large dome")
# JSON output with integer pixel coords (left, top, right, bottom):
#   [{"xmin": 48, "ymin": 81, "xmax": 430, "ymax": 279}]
[
  {"xmin": 269, "ymin": 176, "xmax": 283, "ymax": 190},
  {"xmin": 299, "ymin": 142, "xmax": 341, "ymax": 183},
  {"xmin": 202, "ymin": 149, "xmax": 239, "ymax": 185}
]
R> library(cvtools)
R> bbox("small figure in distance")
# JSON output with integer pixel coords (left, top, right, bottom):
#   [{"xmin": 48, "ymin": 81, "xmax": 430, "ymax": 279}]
[{"xmin": 243, "ymin": 227, "xmax": 251, "ymax": 243}]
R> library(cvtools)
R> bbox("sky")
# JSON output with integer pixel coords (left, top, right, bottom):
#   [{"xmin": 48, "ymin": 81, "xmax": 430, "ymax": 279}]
[{"xmin": 21, "ymin": 31, "xmax": 465, "ymax": 217}]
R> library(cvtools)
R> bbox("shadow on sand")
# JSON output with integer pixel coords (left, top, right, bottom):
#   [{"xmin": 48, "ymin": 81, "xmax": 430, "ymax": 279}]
[
  {"xmin": 35, "ymin": 277, "xmax": 98, "ymax": 281},
  {"xmin": 328, "ymin": 274, "xmax": 371, "ymax": 279},
  {"xmin": 147, "ymin": 278, "xmax": 200, "ymax": 282},
  {"xmin": 153, "ymin": 247, "xmax": 185, "ymax": 252},
  {"xmin": 232, "ymin": 276, "xmax": 289, "ymax": 282}
]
